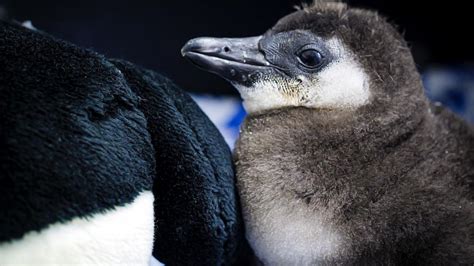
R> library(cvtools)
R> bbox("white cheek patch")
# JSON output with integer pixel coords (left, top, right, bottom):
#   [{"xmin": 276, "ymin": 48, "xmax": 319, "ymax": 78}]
[
  {"xmin": 0, "ymin": 192, "xmax": 155, "ymax": 266},
  {"xmin": 234, "ymin": 37, "xmax": 371, "ymax": 114},
  {"xmin": 307, "ymin": 37, "xmax": 370, "ymax": 109}
]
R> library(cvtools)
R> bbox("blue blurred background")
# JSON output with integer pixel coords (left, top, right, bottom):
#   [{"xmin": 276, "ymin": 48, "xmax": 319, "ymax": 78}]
[{"xmin": 1, "ymin": 0, "xmax": 472, "ymax": 148}]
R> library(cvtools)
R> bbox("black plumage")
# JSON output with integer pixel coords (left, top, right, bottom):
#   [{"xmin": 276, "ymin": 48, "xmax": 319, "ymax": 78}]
[
  {"xmin": 111, "ymin": 60, "xmax": 244, "ymax": 265},
  {"xmin": 0, "ymin": 20, "xmax": 243, "ymax": 265}
]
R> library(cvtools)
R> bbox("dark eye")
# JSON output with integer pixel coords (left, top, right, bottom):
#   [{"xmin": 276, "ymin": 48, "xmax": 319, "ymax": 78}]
[{"xmin": 297, "ymin": 49, "xmax": 323, "ymax": 68}]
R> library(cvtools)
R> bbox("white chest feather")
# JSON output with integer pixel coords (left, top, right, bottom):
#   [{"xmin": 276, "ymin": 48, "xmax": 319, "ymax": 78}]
[
  {"xmin": 244, "ymin": 203, "xmax": 344, "ymax": 265},
  {"xmin": 0, "ymin": 191, "xmax": 155, "ymax": 266}
]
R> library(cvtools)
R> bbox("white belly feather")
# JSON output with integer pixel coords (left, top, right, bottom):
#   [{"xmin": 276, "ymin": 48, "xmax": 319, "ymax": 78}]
[
  {"xmin": 0, "ymin": 191, "xmax": 155, "ymax": 266},
  {"xmin": 244, "ymin": 202, "xmax": 344, "ymax": 265}
]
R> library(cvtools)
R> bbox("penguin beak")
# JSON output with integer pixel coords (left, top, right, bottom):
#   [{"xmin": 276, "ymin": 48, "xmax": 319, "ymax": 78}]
[{"xmin": 181, "ymin": 36, "xmax": 271, "ymax": 85}]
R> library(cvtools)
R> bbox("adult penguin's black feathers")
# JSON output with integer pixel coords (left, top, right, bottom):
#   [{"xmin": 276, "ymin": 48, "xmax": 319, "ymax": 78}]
[
  {"xmin": 110, "ymin": 60, "xmax": 244, "ymax": 265},
  {"xmin": 0, "ymin": 21, "xmax": 153, "ymax": 242},
  {"xmin": 0, "ymin": 20, "xmax": 243, "ymax": 265}
]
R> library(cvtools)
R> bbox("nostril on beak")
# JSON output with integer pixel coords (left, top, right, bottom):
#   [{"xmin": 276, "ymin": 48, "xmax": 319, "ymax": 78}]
[{"xmin": 224, "ymin": 46, "xmax": 231, "ymax": 53}]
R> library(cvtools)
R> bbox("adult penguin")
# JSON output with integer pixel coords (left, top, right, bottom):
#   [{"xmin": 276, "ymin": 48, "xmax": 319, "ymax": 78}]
[
  {"xmin": 0, "ymin": 20, "xmax": 243, "ymax": 265},
  {"xmin": 182, "ymin": 1, "xmax": 474, "ymax": 264}
]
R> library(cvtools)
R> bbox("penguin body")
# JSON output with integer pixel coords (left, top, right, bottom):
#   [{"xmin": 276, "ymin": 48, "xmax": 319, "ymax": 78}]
[
  {"xmin": 0, "ymin": 20, "xmax": 242, "ymax": 265},
  {"xmin": 0, "ymin": 20, "xmax": 156, "ymax": 265},
  {"xmin": 235, "ymin": 103, "xmax": 473, "ymax": 265},
  {"xmin": 183, "ymin": 1, "xmax": 474, "ymax": 264}
]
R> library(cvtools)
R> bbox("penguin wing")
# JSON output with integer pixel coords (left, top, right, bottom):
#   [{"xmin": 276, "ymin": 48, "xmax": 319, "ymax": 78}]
[{"xmin": 111, "ymin": 59, "xmax": 245, "ymax": 265}]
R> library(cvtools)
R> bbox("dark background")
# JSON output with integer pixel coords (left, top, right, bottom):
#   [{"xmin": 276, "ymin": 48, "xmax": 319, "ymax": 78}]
[{"xmin": 1, "ymin": 0, "xmax": 473, "ymax": 95}]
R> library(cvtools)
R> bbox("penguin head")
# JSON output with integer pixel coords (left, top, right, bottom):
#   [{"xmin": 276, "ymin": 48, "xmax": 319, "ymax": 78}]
[{"xmin": 183, "ymin": 1, "xmax": 424, "ymax": 115}]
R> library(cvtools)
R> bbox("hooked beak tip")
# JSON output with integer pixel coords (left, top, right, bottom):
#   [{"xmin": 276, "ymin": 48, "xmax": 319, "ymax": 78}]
[
  {"xmin": 181, "ymin": 36, "xmax": 271, "ymax": 85},
  {"xmin": 181, "ymin": 39, "xmax": 195, "ymax": 57}
]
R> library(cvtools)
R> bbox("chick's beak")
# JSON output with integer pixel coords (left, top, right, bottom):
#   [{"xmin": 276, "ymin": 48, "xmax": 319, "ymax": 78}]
[{"xmin": 181, "ymin": 36, "xmax": 271, "ymax": 85}]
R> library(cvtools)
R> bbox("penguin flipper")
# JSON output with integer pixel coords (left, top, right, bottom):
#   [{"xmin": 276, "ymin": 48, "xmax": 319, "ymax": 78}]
[{"xmin": 110, "ymin": 59, "xmax": 245, "ymax": 266}]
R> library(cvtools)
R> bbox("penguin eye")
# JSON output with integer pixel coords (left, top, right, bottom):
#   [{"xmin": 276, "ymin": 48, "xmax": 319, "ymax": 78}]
[{"xmin": 297, "ymin": 49, "xmax": 323, "ymax": 69}]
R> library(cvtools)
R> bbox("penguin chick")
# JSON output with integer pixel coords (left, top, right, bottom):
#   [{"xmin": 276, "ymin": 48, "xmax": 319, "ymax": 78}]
[{"xmin": 182, "ymin": 1, "xmax": 474, "ymax": 265}]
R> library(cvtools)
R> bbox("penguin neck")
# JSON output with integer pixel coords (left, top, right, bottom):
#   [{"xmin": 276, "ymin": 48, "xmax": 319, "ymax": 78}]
[
  {"xmin": 235, "ymin": 99, "xmax": 432, "ymax": 202},
  {"xmin": 241, "ymin": 100, "xmax": 429, "ymax": 152}
]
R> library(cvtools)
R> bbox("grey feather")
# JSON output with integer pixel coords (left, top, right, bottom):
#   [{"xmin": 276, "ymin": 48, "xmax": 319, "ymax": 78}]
[{"xmin": 235, "ymin": 2, "xmax": 474, "ymax": 264}]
